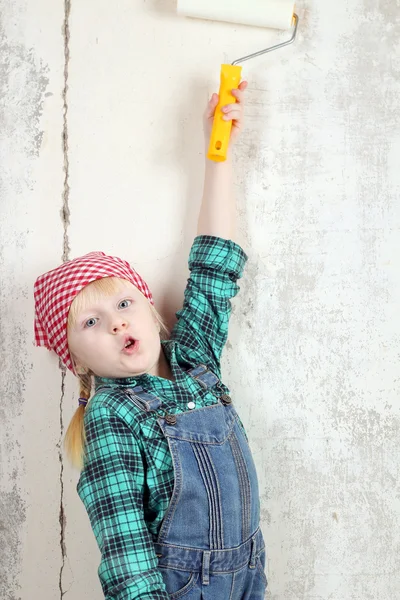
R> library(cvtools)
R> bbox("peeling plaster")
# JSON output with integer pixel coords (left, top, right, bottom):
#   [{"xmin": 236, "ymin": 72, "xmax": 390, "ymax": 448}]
[
  {"xmin": 0, "ymin": 27, "xmax": 49, "ymax": 161},
  {"xmin": 0, "ymin": 4, "xmax": 49, "ymax": 598},
  {"xmin": 0, "ymin": 488, "xmax": 26, "ymax": 600}
]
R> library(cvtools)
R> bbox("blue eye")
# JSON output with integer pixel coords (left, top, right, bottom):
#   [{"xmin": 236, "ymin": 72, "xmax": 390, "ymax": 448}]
[
  {"xmin": 118, "ymin": 299, "xmax": 132, "ymax": 309},
  {"xmin": 85, "ymin": 317, "xmax": 98, "ymax": 328}
]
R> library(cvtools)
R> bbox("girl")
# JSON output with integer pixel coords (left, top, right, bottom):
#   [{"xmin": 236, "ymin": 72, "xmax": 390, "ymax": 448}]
[{"xmin": 34, "ymin": 81, "xmax": 268, "ymax": 599}]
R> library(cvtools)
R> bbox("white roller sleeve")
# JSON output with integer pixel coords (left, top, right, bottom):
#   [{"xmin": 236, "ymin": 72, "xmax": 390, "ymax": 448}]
[{"xmin": 177, "ymin": 0, "xmax": 295, "ymax": 30}]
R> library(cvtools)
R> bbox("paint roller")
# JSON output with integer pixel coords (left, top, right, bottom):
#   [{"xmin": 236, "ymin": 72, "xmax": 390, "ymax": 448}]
[{"xmin": 177, "ymin": 0, "xmax": 299, "ymax": 162}]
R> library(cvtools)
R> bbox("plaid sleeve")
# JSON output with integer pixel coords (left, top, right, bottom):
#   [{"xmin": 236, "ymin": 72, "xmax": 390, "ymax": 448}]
[
  {"xmin": 76, "ymin": 403, "xmax": 169, "ymax": 600},
  {"xmin": 171, "ymin": 235, "xmax": 248, "ymax": 375}
]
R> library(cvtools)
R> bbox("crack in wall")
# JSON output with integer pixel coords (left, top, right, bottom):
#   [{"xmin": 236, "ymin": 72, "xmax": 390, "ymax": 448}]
[
  {"xmin": 58, "ymin": 366, "xmax": 67, "ymax": 599},
  {"xmin": 62, "ymin": 0, "xmax": 71, "ymax": 263},
  {"xmin": 59, "ymin": 0, "xmax": 71, "ymax": 598}
]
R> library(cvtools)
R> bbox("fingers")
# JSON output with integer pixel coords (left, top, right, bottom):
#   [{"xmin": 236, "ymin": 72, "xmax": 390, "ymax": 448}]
[
  {"xmin": 205, "ymin": 80, "xmax": 247, "ymax": 123},
  {"xmin": 210, "ymin": 92, "xmax": 219, "ymax": 107},
  {"xmin": 223, "ymin": 80, "xmax": 247, "ymax": 119},
  {"xmin": 205, "ymin": 92, "xmax": 219, "ymax": 118},
  {"xmin": 222, "ymin": 109, "xmax": 242, "ymax": 121},
  {"xmin": 232, "ymin": 80, "xmax": 248, "ymax": 103},
  {"xmin": 221, "ymin": 81, "xmax": 247, "ymax": 121}
]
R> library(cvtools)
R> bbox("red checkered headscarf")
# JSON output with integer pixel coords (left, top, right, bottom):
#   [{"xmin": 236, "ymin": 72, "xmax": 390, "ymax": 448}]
[{"xmin": 34, "ymin": 251, "xmax": 154, "ymax": 374}]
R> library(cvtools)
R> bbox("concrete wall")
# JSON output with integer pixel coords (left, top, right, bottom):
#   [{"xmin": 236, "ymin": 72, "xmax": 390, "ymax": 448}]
[{"xmin": 0, "ymin": 0, "xmax": 399, "ymax": 598}]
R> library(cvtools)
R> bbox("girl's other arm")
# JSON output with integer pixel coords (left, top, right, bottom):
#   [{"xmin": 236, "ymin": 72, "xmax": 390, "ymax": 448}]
[
  {"xmin": 77, "ymin": 403, "xmax": 170, "ymax": 600},
  {"xmin": 197, "ymin": 81, "xmax": 248, "ymax": 243}
]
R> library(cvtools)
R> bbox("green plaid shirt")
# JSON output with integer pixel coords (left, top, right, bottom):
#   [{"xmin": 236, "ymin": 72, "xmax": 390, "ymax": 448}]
[{"xmin": 77, "ymin": 235, "xmax": 248, "ymax": 599}]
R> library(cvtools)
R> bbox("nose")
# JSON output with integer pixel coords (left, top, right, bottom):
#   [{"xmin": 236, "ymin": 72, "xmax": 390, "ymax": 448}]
[{"xmin": 110, "ymin": 315, "xmax": 128, "ymax": 334}]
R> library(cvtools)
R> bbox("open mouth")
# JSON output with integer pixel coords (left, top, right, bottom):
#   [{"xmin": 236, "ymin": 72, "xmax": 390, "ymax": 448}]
[{"xmin": 122, "ymin": 336, "xmax": 139, "ymax": 355}]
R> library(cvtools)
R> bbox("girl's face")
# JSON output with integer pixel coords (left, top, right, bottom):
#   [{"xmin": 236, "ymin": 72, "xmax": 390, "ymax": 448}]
[{"xmin": 67, "ymin": 281, "xmax": 162, "ymax": 379}]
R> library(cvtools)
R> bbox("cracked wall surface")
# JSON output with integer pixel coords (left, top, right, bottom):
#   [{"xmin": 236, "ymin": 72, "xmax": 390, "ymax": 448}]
[
  {"xmin": 0, "ymin": 0, "xmax": 399, "ymax": 599},
  {"xmin": 0, "ymin": 0, "xmax": 65, "ymax": 598}
]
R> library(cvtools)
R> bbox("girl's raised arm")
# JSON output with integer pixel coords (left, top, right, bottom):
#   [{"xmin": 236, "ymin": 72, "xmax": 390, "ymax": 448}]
[{"xmin": 197, "ymin": 81, "xmax": 248, "ymax": 243}]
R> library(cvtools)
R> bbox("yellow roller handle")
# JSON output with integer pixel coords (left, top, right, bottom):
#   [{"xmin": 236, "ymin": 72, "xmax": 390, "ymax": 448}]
[{"xmin": 207, "ymin": 64, "xmax": 243, "ymax": 162}]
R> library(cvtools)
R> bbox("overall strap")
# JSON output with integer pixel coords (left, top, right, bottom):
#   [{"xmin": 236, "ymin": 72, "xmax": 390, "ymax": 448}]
[
  {"xmin": 95, "ymin": 385, "xmax": 163, "ymax": 413},
  {"xmin": 125, "ymin": 386, "xmax": 163, "ymax": 412},
  {"xmin": 94, "ymin": 362, "xmax": 231, "ymax": 415},
  {"xmin": 187, "ymin": 364, "xmax": 220, "ymax": 388},
  {"xmin": 187, "ymin": 364, "xmax": 232, "ymax": 405}
]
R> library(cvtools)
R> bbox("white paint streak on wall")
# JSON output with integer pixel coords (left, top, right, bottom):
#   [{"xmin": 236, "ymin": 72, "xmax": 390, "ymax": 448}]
[{"xmin": 0, "ymin": 0, "xmax": 399, "ymax": 598}]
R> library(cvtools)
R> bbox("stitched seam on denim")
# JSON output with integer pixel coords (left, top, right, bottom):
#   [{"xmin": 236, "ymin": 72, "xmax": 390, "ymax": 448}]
[
  {"xmin": 177, "ymin": 403, "xmax": 223, "ymax": 416},
  {"xmin": 197, "ymin": 445, "xmax": 219, "ymax": 550},
  {"xmin": 233, "ymin": 412, "xmax": 249, "ymax": 443},
  {"xmin": 192, "ymin": 444, "xmax": 217, "ymax": 549},
  {"xmin": 229, "ymin": 434, "xmax": 246, "ymax": 540},
  {"xmin": 158, "ymin": 565, "xmax": 195, "ymax": 573},
  {"xmin": 235, "ymin": 431, "xmax": 252, "ymax": 541},
  {"xmin": 135, "ymin": 393, "xmax": 163, "ymax": 409},
  {"xmin": 187, "ymin": 364, "xmax": 220, "ymax": 386},
  {"xmin": 164, "ymin": 434, "xmax": 231, "ymax": 444},
  {"xmin": 197, "ymin": 372, "xmax": 219, "ymax": 388},
  {"xmin": 229, "ymin": 433, "xmax": 251, "ymax": 541},
  {"xmin": 159, "ymin": 441, "xmax": 182, "ymax": 538},
  {"xmin": 186, "ymin": 402, "xmax": 225, "ymax": 415},
  {"xmin": 235, "ymin": 433, "xmax": 252, "ymax": 541},
  {"xmin": 163, "ymin": 414, "xmax": 236, "ymax": 444},
  {"xmin": 235, "ymin": 434, "xmax": 252, "ymax": 537},
  {"xmin": 157, "ymin": 439, "xmax": 182, "ymax": 542},
  {"xmin": 192, "ymin": 444, "xmax": 215, "ymax": 548},
  {"xmin": 202, "ymin": 550, "xmax": 211, "ymax": 585},
  {"xmin": 130, "ymin": 396, "xmax": 163, "ymax": 412},
  {"xmin": 157, "ymin": 560, "xmax": 257, "ymax": 575},
  {"xmin": 125, "ymin": 393, "xmax": 150, "ymax": 412},
  {"xmin": 169, "ymin": 572, "xmax": 198, "ymax": 599},
  {"xmin": 155, "ymin": 528, "xmax": 262, "ymax": 550},
  {"xmin": 147, "ymin": 399, "xmax": 163, "ymax": 411},
  {"xmin": 229, "ymin": 568, "xmax": 236, "ymax": 600},
  {"xmin": 229, "ymin": 433, "xmax": 246, "ymax": 540},
  {"xmin": 198, "ymin": 444, "xmax": 222, "ymax": 550},
  {"xmin": 154, "ymin": 526, "xmax": 266, "ymax": 552},
  {"xmin": 132, "ymin": 397, "xmax": 150, "ymax": 411},
  {"xmin": 256, "ymin": 555, "xmax": 268, "ymax": 587},
  {"xmin": 203, "ymin": 444, "xmax": 224, "ymax": 549},
  {"xmin": 187, "ymin": 364, "xmax": 208, "ymax": 377}
]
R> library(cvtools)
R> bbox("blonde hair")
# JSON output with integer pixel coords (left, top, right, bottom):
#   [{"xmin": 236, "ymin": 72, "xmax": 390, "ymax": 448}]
[{"xmin": 63, "ymin": 277, "xmax": 169, "ymax": 471}]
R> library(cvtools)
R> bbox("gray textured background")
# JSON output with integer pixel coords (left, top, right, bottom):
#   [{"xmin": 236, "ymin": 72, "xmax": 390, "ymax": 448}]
[{"xmin": 0, "ymin": 0, "xmax": 399, "ymax": 598}]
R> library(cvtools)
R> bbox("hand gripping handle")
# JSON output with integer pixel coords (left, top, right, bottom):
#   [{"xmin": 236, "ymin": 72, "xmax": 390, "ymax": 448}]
[{"xmin": 207, "ymin": 64, "xmax": 242, "ymax": 162}]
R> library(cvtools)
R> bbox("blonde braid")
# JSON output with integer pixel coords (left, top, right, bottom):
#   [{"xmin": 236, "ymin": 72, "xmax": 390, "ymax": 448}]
[{"xmin": 64, "ymin": 371, "xmax": 92, "ymax": 471}]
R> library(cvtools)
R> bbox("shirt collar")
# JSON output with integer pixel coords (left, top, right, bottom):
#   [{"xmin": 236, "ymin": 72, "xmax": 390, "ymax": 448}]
[{"xmin": 93, "ymin": 339, "xmax": 176, "ymax": 391}]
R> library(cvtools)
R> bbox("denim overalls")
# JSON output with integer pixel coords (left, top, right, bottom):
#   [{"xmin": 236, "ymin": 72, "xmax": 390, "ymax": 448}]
[{"xmin": 119, "ymin": 364, "xmax": 268, "ymax": 599}]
